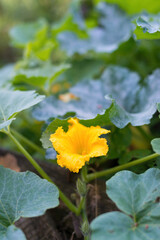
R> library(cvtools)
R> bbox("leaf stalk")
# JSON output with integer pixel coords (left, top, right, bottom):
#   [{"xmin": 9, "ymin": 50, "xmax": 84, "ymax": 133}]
[{"xmin": 86, "ymin": 153, "xmax": 159, "ymax": 182}]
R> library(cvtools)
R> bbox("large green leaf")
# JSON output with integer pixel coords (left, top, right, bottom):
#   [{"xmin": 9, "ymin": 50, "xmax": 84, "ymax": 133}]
[
  {"xmin": 102, "ymin": 0, "xmax": 160, "ymax": 14},
  {"xmin": 10, "ymin": 19, "xmax": 47, "ymax": 48},
  {"xmin": 106, "ymin": 168, "xmax": 160, "ymax": 215},
  {"xmin": 34, "ymin": 66, "xmax": 160, "ymax": 129},
  {"xmin": 57, "ymin": 2, "xmax": 132, "ymax": 56},
  {"xmin": 33, "ymin": 66, "xmax": 139, "ymax": 122},
  {"xmin": 91, "ymin": 168, "xmax": 160, "ymax": 240},
  {"xmin": 91, "ymin": 209, "xmax": 160, "ymax": 240},
  {"xmin": 2, "ymin": 225, "xmax": 26, "ymax": 240},
  {"xmin": 106, "ymin": 96, "xmax": 157, "ymax": 128},
  {"xmin": 33, "ymin": 87, "xmax": 110, "ymax": 122},
  {"xmin": 57, "ymin": 59, "xmax": 104, "ymax": 86},
  {"xmin": 91, "ymin": 212, "xmax": 135, "ymax": 240},
  {"xmin": 0, "ymin": 166, "xmax": 59, "ymax": 239},
  {"xmin": 13, "ymin": 63, "xmax": 70, "ymax": 89},
  {"xmin": 0, "ymin": 90, "xmax": 44, "ymax": 131},
  {"xmin": 134, "ymin": 15, "xmax": 160, "ymax": 40}
]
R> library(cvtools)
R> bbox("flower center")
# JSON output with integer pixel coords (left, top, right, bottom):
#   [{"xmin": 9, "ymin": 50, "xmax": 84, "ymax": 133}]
[
  {"xmin": 76, "ymin": 148, "xmax": 88, "ymax": 155},
  {"xmin": 73, "ymin": 138, "xmax": 89, "ymax": 155}
]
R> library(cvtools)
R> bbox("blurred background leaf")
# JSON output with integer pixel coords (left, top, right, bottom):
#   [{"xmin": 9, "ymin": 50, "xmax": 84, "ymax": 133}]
[
  {"xmin": 96, "ymin": 0, "xmax": 160, "ymax": 14},
  {"xmin": 134, "ymin": 14, "xmax": 160, "ymax": 40}
]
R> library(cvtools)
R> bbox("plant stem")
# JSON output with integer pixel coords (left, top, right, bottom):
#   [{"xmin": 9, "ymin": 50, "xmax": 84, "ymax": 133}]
[
  {"xmin": 81, "ymin": 166, "xmax": 87, "ymax": 219},
  {"xmin": 80, "ymin": 166, "xmax": 90, "ymax": 240},
  {"xmin": 81, "ymin": 165, "xmax": 88, "ymax": 182},
  {"xmin": 7, "ymin": 131, "xmax": 79, "ymax": 215},
  {"xmin": 86, "ymin": 153, "xmax": 159, "ymax": 182},
  {"xmin": 77, "ymin": 197, "xmax": 85, "ymax": 215},
  {"xmin": 11, "ymin": 129, "xmax": 45, "ymax": 156},
  {"xmin": 58, "ymin": 190, "xmax": 79, "ymax": 215}
]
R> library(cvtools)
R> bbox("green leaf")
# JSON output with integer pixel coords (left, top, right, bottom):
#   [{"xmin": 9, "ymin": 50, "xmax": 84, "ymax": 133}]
[
  {"xmin": 0, "ymin": 90, "xmax": 44, "ymax": 131},
  {"xmin": 106, "ymin": 168, "xmax": 160, "ymax": 215},
  {"xmin": 13, "ymin": 63, "xmax": 70, "ymax": 89},
  {"xmin": 102, "ymin": 0, "xmax": 160, "ymax": 14},
  {"xmin": 52, "ymin": 0, "xmax": 88, "ymax": 40},
  {"xmin": 24, "ymin": 26, "xmax": 55, "ymax": 61},
  {"xmin": 134, "ymin": 15, "xmax": 160, "ymax": 40},
  {"xmin": 0, "ymin": 166, "xmax": 59, "ymax": 238},
  {"xmin": 0, "ymin": 64, "xmax": 15, "ymax": 88},
  {"xmin": 34, "ymin": 66, "xmax": 160, "ymax": 129},
  {"xmin": 52, "ymin": 15, "xmax": 87, "ymax": 39},
  {"xmin": 10, "ymin": 19, "xmax": 56, "ymax": 61},
  {"xmin": 2, "ymin": 225, "xmax": 26, "ymax": 240},
  {"xmin": 58, "ymin": 3, "xmax": 132, "ymax": 55},
  {"xmin": 91, "ymin": 210, "xmax": 160, "ymax": 240},
  {"xmin": 91, "ymin": 168, "xmax": 160, "ymax": 240},
  {"xmin": 151, "ymin": 138, "xmax": 160, "ymax": 154},
  {"xmin": 91, "ymin": 212, "xmax": 134, "ymax": 240},
  {"xmin": 57, "ymin": 59, "xmax": 104, "ymax": 86},
  {"xmin": 33, "ymin": 66, "xmax": 139, "ymax": 122},
  {"xmin": 103, "ymin": 67, "xmax": 160, "ymax": 128},
  {"xmin": 157, "ymin": 103, "xmax": 160, "ymax": 112},
  {"xmin": 10, "ymin": 19, "xmax": 47, "ymax": 48}
]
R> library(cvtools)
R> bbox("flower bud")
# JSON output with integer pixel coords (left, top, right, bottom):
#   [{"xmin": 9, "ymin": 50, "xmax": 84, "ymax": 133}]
[
  {"xmin": 76, "ymin": 178, "xmax": 87, "ymax": 196},
  {"xmin": 81, "ymin": 219, "xmax": 90, "ymax": 237}
]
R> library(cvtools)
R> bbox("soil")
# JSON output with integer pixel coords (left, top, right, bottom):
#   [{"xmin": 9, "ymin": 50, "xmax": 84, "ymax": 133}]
[{"xmin": 0, "ymin": 148, "xmax": 118, "ymax": 240}]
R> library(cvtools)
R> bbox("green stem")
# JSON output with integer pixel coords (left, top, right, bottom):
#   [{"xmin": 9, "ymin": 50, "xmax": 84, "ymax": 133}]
[
  {"xmin": 58, "ymin": 190, "xmax": 79, "ymax": 215},
  {"xmin": 7, "ymin": 131, "xmax": 79, "ymax": 215},
  {"xmin": 80, "ymin": 166, "xmax": 90, "ymax": 240},
  {"xmin": 11, "ymin": 129, "xmax": 45, "ymax": 156},
  {"xmin": 86, "ymin": 153, "xmax": 159, "ymax": 182},
  {"xmin": 77, "ymin": 197, "xmax": 85, "ymax": 215},
  {"xmin": 133, "ymin": 214, "xmax": 137, "ymax": 223},
  {"xmin": 84, "ymin": 235, "xmax": 90, "ymax": 240},
  {"xmin": 81, "ymin": 165, "xmax": 88, "ymax": 182},
  {"xmin": 77, "ymin": 166, "xmax": 88, "ymax": 217}
]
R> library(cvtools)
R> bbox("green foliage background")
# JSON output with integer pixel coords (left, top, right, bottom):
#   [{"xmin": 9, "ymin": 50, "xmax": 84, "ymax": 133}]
[
  {"xmin": 1, "ymin": 1, "xmax": 160, "ymax": 238},
  {"xmin": 0, "ymin": 0, "xmax": 70, "ymax": 63}
]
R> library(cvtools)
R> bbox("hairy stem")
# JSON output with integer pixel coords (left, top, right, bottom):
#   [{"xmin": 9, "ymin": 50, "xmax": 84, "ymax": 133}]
[
  {"xmin": 11, "ymin": 129, "xmax": 45, "ymax": 155},
  {"xmin": 86, "ymin": 153, "xmax": 159, "ymax": 182},
  {"xmin": 80, "ymin": 166, "xmax": 90, "ymax": 240}
]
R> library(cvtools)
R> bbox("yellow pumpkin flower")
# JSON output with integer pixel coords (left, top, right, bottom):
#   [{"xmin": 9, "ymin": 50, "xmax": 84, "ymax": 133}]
[{"xmin": 50, "ymin": 118, "xmax": 110, "ymax": 173}]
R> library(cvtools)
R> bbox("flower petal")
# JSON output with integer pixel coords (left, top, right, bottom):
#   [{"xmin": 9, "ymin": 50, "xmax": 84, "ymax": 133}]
[
  {"xmin": 57, "ymin": 153, "xmax": 90, "ymax": 173},
  {"xmin": 50, "ymin": 127, "xmax": 75, "ymax": 153},
  {"xmin": 89, "ymin": 138, "xmax": 109, "ymax": 157}
]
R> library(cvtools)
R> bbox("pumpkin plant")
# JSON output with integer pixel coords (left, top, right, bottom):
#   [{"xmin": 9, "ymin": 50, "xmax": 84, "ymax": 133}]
[{"xmin": 1, "ymin": 0, "xmax": 160, "ymax": 239}]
